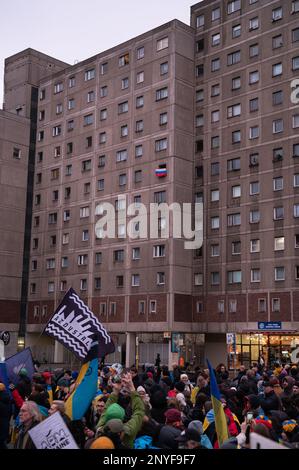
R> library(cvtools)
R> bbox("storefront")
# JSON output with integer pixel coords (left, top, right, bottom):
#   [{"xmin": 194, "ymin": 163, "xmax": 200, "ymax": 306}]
[{"xmin": 227, "ymin": 332, "xmax": 299, "ymax": 370}]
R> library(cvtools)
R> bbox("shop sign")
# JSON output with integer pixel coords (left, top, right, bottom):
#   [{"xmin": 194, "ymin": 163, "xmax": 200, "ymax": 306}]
[{"xmin": 258, "ymin": 322, "xmax": 281, "ymax": 330}]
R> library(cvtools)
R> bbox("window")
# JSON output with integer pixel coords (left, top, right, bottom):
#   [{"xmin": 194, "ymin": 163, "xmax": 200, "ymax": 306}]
[
  {"xmin": 52, "ymin": 190, "xmax": 59, "ymax": 201},
  {"xmin": 274, "ymin": 206, "xmax": 284, "ymax": 220},
  {"xmin": 272, "ymin": 90, "xmax": 283, "ymax": 106},
  {"xmin": 136, "ymin": 96, "xmax": 144, "ymax": 109},
  {"xmin": 65, "ymin": 164, "xmax": 72, "ymax": 176},
  {"xmin": 211, "ymin": 162, "xmax": 220, "ymax": 176},
  {"xmin": 258, "ymin": 298, "xmax": 266, "ymax": 313},
  {"xmin": 251, "ymin": 239, "xmax": 260, "ymax": 253},
  {"xmin": 211, "ymin": 216, "xmax": 220, "ymax": 229},
  {"xmin": 55, "ymin": 103, "xmax": 62, "ymax": 115},
  {"xmin": 296, "ymin": 235, "xmax": 299, "ymax": 248},
  {"xmin": 37, "ymin": 152, "xmax": 43, "ymax": 162},
  {"xmin": 157, "ymin": 272, "xmax": 165, "ymax": 285},
  {"xmin": 158, "ymin": 112, "xmax": 168, "ymax": 126},
  {"xmin": 294, "ymin": 144, "xmax": 299, "ymax": 158},
  {"xmin": 97, "ymin": 179, "xmax": 104, "ymax": 191},
  {"xmin": 157, "ymin": 37, "xmax": 168, "ymax": 51},
  {"xmin": 249, "ymin": 17, "xmax": 259, "ymax": 30},
  {"xmin": 13, "ymin": 147, "xmax": 21, "ymax": 159},
  {"xmin": 69, "ymin": 76, "xmax": 75, "ymax": 88},
  {"xmin": 135, "ymin": 120, "xmax": 143, "ymax": 133},
  {"xmin": 134, "ymin": 170, "xmax": 142, "ymax": 183},
  {"xmin": 250, "ymin": 210, "xmax": 260, "ymax": 223},
  {"xmin": 119, "ymin": 174, "xmax": 127, "ymax": 186},
  {"xmin": 249, "ymin": 70, "xmax": 259, "ymax": 84},
  {"xmin": 154, "ymin": 191, "xmax": 166, "ymax": 204},
  {"xmin": 227, "ymin": 213, "xmax": 241, "ymax": 226},
  {"xmin": 218, "ymin": 300, "xmax": 224, "ymax": 313},
  {"xmin": 232, "ymin": 185, "xmax": 241, "ymax": 198},
  {"xmin": 54, "ymin": 82, "xmax": 63, "ymax": 94},
  {"xmin": 227, "ymin": 158, "xmax": 240, "ymax": 171},
  {"xmin": 272, "ymin": 7, "xmax": 282, "ymax": 21},
  {"xmin": 134, "ymin": 145, "xmax": 143, "ymax": 159},
  {"xmin": 98, "ymin": 155, "xmax": 105, "ymax": 168},
  {"xmin": 273, "ymin": 177, "xmax": 283, "ymax": 191},
  {"xmin": 196, "ymin": 89, "xmax": 204, "ymax": 102},
  {"xmin": 85, "ymin": 69, "xmax": 95, "ymax": 81},
  {"xmin": 227, "ymin": 103, "xmax": 241, "ymax": 118},
  {"xmin": 116, "ymin": 149, "xmax": 127, "ymax": 162},
  {"xmin": 194, "ymin": 273, "xmax": 203, "ymax": 286},
  {"xmin": 136, "ymin": 71, "xmax": 144, "ymax": 84},
  {"xmin": 249, "ymin": 126, "xmax": 259, "ymax": 139},
  {"xmin": 292, "ymin": 0, "xmax": 299, "ymax": 13},
  {"xmin": 114, "ymin": 250, "xmax": 124, "ymax": 262},
  {"xmin": 292, "ymin": 28, "xmax": 299, "ymax": 42},
  {"xmin": 249, "ymin": 98, "xmax": 259, "ymax": 112},
  {"xmin": 155, "ymin": 138, "xmax": 167, "ymax": 152},
  {"xmin": 31, "ymin": 260, "xmax": 37, "ymax": 271},
  {"xmin": 227, "ymin": 0, "xmax": 241, "ymax": 14},
  {"xmin": 275, "ymin": 267, "xmax": 285, "ymax": 281},
  {"xmin": 272, "ymin": 63, "xmax": 282, "ymax": 77},
  {"xmin": 211, "ymin": 244, "xmax": 220, "ymax": 257},
  {"xmin": 273, "ymin": 119, "xmax": 283, "ymax": 134},
  {"xmin": 251, "ymin": 269, "xmax": 260, "ymax": 283},
  {"xmin": 229, "ymin": 300, "xmax": 237, "ymax": 312},
  {"xmin": 94, "ymin": 278, "xmax": 101, "ymax": 290},
  {"xmin": 294, "ymin": 174, "xmax": 299, "ymax": 187},
  {"xmin": 118, "ymin": 101, "xmax": 128, "ymax": 114},
  {"xmin": 293, "ymin": 57, "xmax": 299, "ymax": 72},
  {"xmin": 82, "ymin": 159, "xmax": 91, "ymax": 172},
  {"xmin": 137, "ymin": 46, "xmax": 144, "ymax": 59},
  {"xmin": 39, "ymin": 110, "xmax": 45, "ymax": 121},
  {"xmin": 67, "ymin": 119, "xmax": 74, "ymax": 131},
  {"xmin": 150, "ymin": 300, "xmax": 157, "ymax": 314},
  {"xmin": 232, "ymin": 77, "xmax": 241, "ymax": 90},
  {"xmin": 100, "ymin": 86, "xmax": 108, "ymax": 98},
  {"xmin": 132, "ymin": 274, "xmax": 140, "ymax": 286},
  {"xmin": 82, "ymin": 230, "xmax": 89, "ymax": 242},
  {"xmin": 272, "ymin": 35, "xmax": 283, "ymax": 49},
  {"xmin": 34, "ymin": 216, "xmax": 39, "ymax": 227},
  {"xmin": 159, "ymin": 62, "xmax": 169, "ymax": 76},
  {"xmin": 212, "ymin": 7, "xmax": 220, "ymax": 21},
  {"xmin": 211, "ymin": 136, "xmax": 220, "ymax": 149},
  {"xmin": 52, "ymin": 125, "xmax": 61, "ymax": 137},
  {"xmin": 211, "ymin": 272, "xmax": 220, "ymax": 285},
  {"xmin": 46, "ymin": 258, "xmax": 55, "ymax": 270},
  {"xmin": 38, "ymin": 131, "xmax": 44, "ymax": 141},
  {"xmin": 35, "ymin": 194, "xmax": 41, "ymax": 206},
  {"xmin": 228, "ymin": 51, "xmax": 240, "ymax": 66},
  {"xmin": 61, "ymin": 256, "xmax": 68, "ymax": 268},
  {"xmin": 211, "ymin": 84, "xmax": 220, "ymax": 96},
  {"xmin": 249, "ymin": 44, "xmax": 259, "ymax": 58},
  {"xmin": 273, "ymin": 147, "xmax": 284, "ymax": 161},
  {"xmin": 212, "ymin": 33, "xmax": 221, "ymax": 46},
  {"xmin": 109, "ymin": 302, "xmax": 116, "ymax": 316},
  {"xmin": 272, "ymin": 298, "xmax": 280, "ymax": 312},
  {"xmin": 40, "ymin": 89, "xmax": 45, "ymax": 100},
  {"xmin": 211, "ymin": 189, "xmax": 220, "ymax": 201},
  {"xmin": 274, "ymin": 237, "xmax": 285, "ymax": 251},
  {"xmin": 99, "ymin": 303, "xmax": 106, "ymax": 316},
  {"xmin": 61, "ymin": 211, "xmax": 69, "ymax": 227},
  {"xmin": 138, "ymin": 301, "xmax": 145, "ymax": 315},
  {"xmin": 78, "ymin": 254, "xmax": 88, "ymax": 266},
  {"xmin": 156, "ymin": 87, "xmax": 168, "ymax": 101},
  {"xmin": 228, "ymin": 270, "xmax": 242, "ymax": 284},
  {"xmin": 80, "ymin": 279, "xmax": 87, "ymax": 291},
  {"xmin": 196, "ymin": 14, "xmax": 204, "ymax": 27},
  {"xmin": 51, "ymin": 168, "xmax": 59, "ymax": 180},
  {"xmin": 120, "ymin": 125, "xmax": 128, "ymax": 138},
  {"xmin": 232, "ymin": 24, "xmax": 241, "ymax": 38},
  {"xmin": 80, "ymin": 207, "xmax": 89, "ymax": 218},
  {"xmin": 95, "ymin": 252, "xmax": 102, "ymax": 265},
  {"xmin": 54, "ymin": 146, "xmax": 61, "ymax": 158},
  {"xmin": 87, "ymin": 91, "xmax": 95, "ymax": 103},
  {"xmin": 132, "ymin": 247, "xmax": 140, "ymax": 260},
  {"xmin": 232, "ymin": 241, "xmax": 241, "ymax": 255},
  {"xmin": 293, "ymin": 115, "xmax": 299, "ymax": 128},
  {"xmin": 100, "ymin": 62, "xmax": 108, "ymax": 75},
  {"xmin": 294, "ymin": 204, "xmax": 299, "ymax": 218},
  {"xmin": 296, "ymin": 267, "xmax": 299, "ymax": 280},
  {"xmin": 62, "ymin": 233, "xmax": 69, "ymax": 245},
  {"xmin": 99, "ymin": 132, "xmax": 106, "ymax": 144},
  {"xmin": 196, "ymin": 38, "xmax": 204, "ymax": 52},
  {"xmin": 232, "ymin": 130, "xmax": 241, "ymax": 143},
  {"xmin": 68, "ymin": 98, "xmax": 75, "ymax": 110},
  {"xmin": 84, "ymin": 114, "xmax": 93, "ymax": 126},
  {"xmin": 48, "ymin": 282, "xmax": 55, "ymax": 293},
  {"xmin": 32, "ymin": 238, "xmax": 38, "ymax": 249},
  {"xmin": 211, "ymin": 58, "xmax": 220, "ymax": 71},
  {"xmin": 153, "ymin": 245, "xmax": 165, "ymax": 258}
]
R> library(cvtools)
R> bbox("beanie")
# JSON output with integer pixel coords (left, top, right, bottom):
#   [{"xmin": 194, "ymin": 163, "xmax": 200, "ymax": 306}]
[
  {"xmin": 19, "ymin": 368, "xmax": 28, "ymax": 377},
  {"xmin": 174, "ymin": 381, "xmax": 185, "ymax": 393},
  {"xmin": 90, "ymin": 437, "xmax": 115, "ymax": 449},
  {"xmin": 104, "ymin": 403, "xmax": 125, "ymax": 423}
]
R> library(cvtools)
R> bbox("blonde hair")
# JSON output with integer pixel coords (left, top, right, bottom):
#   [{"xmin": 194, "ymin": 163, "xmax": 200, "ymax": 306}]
[{"xmin": 22, "ymin": 401, "xmax": 43, "ymax": 423}]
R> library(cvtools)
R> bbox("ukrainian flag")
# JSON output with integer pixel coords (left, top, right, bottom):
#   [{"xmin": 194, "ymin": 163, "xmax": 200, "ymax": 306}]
[
  {"xmin": 65, "ymin": 339, "xmax": 98, "ymax": 420},
  {"xmin": 207, "ymin": 359, "xmax": 229, "ymax": 447}
]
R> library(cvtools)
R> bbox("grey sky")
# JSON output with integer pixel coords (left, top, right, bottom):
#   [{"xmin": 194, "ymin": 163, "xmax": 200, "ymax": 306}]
[{"xmin": 0, "ymin": 0, "xmax": 198, "ymax": 106}]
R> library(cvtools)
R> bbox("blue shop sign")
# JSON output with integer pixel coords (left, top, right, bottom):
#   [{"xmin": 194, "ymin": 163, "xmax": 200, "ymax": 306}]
[{"xmin": 258, "ymin": 322, "xmax": 282, "ymax": 330}]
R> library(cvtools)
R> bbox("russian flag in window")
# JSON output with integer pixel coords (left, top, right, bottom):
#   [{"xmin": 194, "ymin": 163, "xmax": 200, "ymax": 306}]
[{"xmin": 155, "ymin": 166, "xmax": 167, "ymax": 177}]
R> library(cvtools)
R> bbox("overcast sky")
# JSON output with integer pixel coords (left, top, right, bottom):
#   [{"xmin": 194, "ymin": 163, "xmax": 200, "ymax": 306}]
[{"xmin": 0, "ymin": 0, "xmax": 198, "ymax": 106}]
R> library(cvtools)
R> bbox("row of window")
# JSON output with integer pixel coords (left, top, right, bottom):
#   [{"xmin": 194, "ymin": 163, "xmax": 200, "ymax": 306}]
[
  {"xmin": 208, "ymin": 236, "xmax": 299, "ymax": 258},
  {"xmin": 196, "ymin": 0, "xmax": 299, "ymax": 27},
  {"xmin": 196, "ymin": 55, "xmax": 299, "ymax": 76},
  {"xmin": 195, "ymin": 297, "xmax": 283, "ymax": 315},
  {"xmin": 194, "ymin": 266, "xmax": 299, "ymax": 286},
  {"xmin": 210, "ymin": 204, "xmax": 299, "ymax": 228},
  {"xmin": 41, "ymin": 38, "xmax": 169, "ymax": 99},
  {"xmin": 30, "ymin": 272, "xmax": 166, "ymax": 294}
]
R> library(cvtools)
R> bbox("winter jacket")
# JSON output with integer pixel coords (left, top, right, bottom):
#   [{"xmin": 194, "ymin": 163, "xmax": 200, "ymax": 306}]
[
  {"xmin": 157, "ymin": 424, "xmax": 181, "ymax": 449},
  {"xmin": 0, "ymin": 390, "xmax": 12, "ymax": 444},
  {"xmin": 97, "ymin": 391, "xmax": 145, "ymax": 448},
  {"xmin": 259, "ymin": 390, "xmax": 282, "ymax": 413}
]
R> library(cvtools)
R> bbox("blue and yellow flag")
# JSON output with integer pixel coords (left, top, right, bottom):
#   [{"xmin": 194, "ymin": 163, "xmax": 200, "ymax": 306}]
[
  {"xmin": 207, "ymin": 359, "xmax": 229, "ymax": 447},
  {"xmin": 65, "ymin": 338, "xmax": 98, "ymax": 420}
]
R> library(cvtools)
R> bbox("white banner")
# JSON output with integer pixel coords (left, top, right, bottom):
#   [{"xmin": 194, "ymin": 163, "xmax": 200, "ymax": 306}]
[
  {"xmin": 250, "ymin": 432, "xmax": 288, "ymax": 450},
  {"xmin": 28, "ymin": 412, "xmax": 79, "ymax": 449}
]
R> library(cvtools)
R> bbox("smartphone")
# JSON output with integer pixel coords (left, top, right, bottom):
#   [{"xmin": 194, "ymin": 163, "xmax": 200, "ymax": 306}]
[{"xmin": 246, "ymin": 412, "xmax": 253, "ymax": 423}]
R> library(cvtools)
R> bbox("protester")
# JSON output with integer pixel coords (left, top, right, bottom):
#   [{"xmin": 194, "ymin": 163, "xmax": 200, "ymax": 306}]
[{"xmin": 14, "ymin": 401, "xmax": 42, "ymax": 449}]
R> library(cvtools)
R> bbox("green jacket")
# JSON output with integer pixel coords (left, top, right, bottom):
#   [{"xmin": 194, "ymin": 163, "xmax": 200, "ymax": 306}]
[{"xmin": 97, "ymin": 391, "xmax": 145, "ymax": 448}]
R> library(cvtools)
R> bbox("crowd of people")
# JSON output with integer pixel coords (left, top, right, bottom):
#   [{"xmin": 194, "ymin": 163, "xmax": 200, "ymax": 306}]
[{"xmin": 1, "ymin": 358, "xmax": 299, "ymax": 450}]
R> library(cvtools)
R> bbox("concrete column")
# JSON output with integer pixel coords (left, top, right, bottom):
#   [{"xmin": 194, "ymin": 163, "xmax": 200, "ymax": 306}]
[
  {"xmin": 125, "ymin": 332, "xmax": 136, "ymax": 369},
  {"xmin": 0, "ymin": 340, "xmax": 5, "ymax": 362},
  {"xmin": 54, "ymin": 341, "xmax": 64, "ymax": 363}
]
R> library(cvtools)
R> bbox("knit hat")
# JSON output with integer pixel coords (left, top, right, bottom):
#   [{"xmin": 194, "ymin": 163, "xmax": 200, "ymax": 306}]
[
  {"xmin": 57, "ymin": 378, "xmax": 70, "ymax": 388},
  {"xmin": 105, "ymin": 418, "xmax": 124, "ymax": 433},
  {"xmin": 137, "ymin": 386, "xmax": 146, "ymax": 394},
  {"xmin": 282, "ymin": 419, "xmax": 298, "ymax": 434},
  {"xmin": 104, "ymin": 403, "xmax": 125, "ymax": 423},
  {"xmin": 164, "ymin": 408, "xmax": 181, "ymax": 424},
  {"xmin": 174, "ymin": 381, "xmax": 185, "ymax": 393},
  {"xmin": 147, "ymin": 372, "xmax": 153, "ymax": 379},
  {"xmin": 180, "ymin": 374, "xmax": 189, "ymax": 382},
  {"xmin": 255, "ymin": 415, "xmax": 272, "ymax": 429},
  {"xmin": 90, "ymin": 437, "xmax": 115, "ymax": 449},
  {"xmin": 42, "ymin": 372, "xmax": 52, "ymax": 381},
  {"xmin": 0, "ymin": 382, "xmax": 6, "ymax": 391},
  {"xmin": 19, "ymin": 368, "xmax": 28, "ymax": 377},
  {"xmin": 175, "ymin": 428, "xmax": 201, "ymax": 443},
  {"xmin": 188, "ymin": 420, "xmax": 203, "ymax": 435}
]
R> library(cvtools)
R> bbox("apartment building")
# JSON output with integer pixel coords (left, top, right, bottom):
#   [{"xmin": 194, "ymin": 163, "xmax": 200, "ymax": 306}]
[{"xmin": 1, "ymin": 0, "xmax": 299, "ymax": 368}]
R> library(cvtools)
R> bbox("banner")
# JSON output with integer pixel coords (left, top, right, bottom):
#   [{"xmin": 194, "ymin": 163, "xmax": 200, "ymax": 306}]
[
  {"xmin": 6, "ymin": 347, "xmax": 35, "ymax": 384},
  {"xmin": 28, "ymin": 411, "xmax": 79, "ymax": 449},
  {"xmin": 0, "ymin": 362, "xmax": 10, "ymax": 393},
  {"xmin": 44, "ymin": 287, "xmax": 115, "ymax": 360}
]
